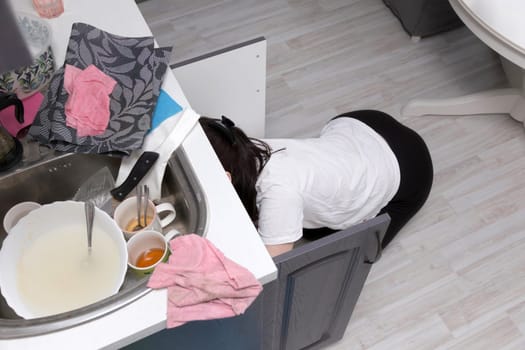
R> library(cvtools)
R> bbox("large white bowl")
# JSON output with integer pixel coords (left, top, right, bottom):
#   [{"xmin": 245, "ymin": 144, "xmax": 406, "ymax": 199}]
[{"xmin": 0, "ymin": 201, "xmax": 128, "ymax": 319}]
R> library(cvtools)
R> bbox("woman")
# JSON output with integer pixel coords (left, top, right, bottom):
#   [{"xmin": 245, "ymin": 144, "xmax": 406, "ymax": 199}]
[{"xmin": 199, "ymin": 110, "xmax": 433, "ymax": 257}]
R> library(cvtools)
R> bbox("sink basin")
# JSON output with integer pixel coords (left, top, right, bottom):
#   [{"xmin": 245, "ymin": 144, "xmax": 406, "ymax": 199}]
[{"xmin": 0, "ymin": 145, "xmax": 207, "ymax": 339}]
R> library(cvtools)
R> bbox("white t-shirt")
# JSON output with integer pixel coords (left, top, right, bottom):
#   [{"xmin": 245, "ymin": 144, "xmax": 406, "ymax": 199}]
[{"xmin": 255, "ymin": 117, "xmax": 401, "ymax": 245}]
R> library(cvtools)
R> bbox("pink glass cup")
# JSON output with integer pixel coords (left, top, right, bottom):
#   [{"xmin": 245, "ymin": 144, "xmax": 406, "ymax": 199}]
[{"xmin": 32, "ymin": 0, "xmax": 64, "ymax": 19}]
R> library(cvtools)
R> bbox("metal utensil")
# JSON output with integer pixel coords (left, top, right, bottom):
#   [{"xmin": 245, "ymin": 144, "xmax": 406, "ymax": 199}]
[
  {"xmin": 84, "ymin": 201, "xmax": 94, "ymax": 254},
  {"xmin": 132, "ymin": 185, "xmax": 147, "ymax": 232},
  {"xmin": 142, "ymin": 185, "xmax": 149, "ymax": 228},
  {"xmin": 134, "ymin": 186, "xmax": 144, "ymax": 231}
]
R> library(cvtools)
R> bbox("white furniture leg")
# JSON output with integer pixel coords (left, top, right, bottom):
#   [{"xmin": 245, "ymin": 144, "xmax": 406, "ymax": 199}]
[
  {"xmin": 402, "ymin": 88, "xmax": 525, "ymax": 124},
  {"xmin": 403, "ymin": 0, "xmax": 525, "ymax": 127}
]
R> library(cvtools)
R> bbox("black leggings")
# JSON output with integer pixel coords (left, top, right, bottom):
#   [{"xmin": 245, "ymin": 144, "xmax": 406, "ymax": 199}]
[{"xmin": 303, "ymin": 110, "xmax": 433, "ymax": 248}]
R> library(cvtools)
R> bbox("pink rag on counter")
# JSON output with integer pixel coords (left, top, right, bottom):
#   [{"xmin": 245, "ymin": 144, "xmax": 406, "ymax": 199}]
[
  {"xmin": 147, "ymin": 234, "xmax": 263, "ymax": 328},
  {"xmin": 64, "ymin": 64, "xmax": 116, "ymax": 137}
]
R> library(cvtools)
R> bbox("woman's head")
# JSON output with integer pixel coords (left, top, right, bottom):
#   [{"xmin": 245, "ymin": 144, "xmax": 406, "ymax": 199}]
[{"xmin": 199, "ymin": 116, "xmax": 272, "ymax": 225}]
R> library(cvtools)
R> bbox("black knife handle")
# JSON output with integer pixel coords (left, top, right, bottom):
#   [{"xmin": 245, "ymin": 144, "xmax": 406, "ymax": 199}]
[{"xmin": 110, "ymin": 151, "xmax": 159, "ymax": 201}]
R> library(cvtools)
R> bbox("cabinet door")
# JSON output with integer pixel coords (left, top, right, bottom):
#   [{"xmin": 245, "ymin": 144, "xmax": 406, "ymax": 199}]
[
  {"xmin": 263, "ymin": 214, "xmax": 390, "ymax": 350},
  {"xmin": 123, "ymin": 294, "xmax": 264, "ymax": 350},
  {"xmin": 171, "ymin": 37, "xmax": 267, "ymax": 138}
]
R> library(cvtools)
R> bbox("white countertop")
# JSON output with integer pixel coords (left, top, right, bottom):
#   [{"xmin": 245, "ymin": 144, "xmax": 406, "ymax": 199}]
[{"xmin": 2, "ymin": 0, "xmax": 277, "ymax": 348}]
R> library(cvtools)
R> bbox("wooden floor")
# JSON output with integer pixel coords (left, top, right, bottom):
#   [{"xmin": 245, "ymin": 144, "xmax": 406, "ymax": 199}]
[{"xmin": 139, "ymin": 1, "xmax": 525, "ymax": 349}]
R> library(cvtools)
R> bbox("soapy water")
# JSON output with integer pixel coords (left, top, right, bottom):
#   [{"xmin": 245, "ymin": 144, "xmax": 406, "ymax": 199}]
[{"xmin": 16, "ymin": 226, "xmax": 121, "ymax": 318}]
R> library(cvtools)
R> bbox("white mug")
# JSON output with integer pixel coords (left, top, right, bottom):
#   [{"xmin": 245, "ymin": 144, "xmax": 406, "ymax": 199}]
[
  {"xmin": 114, "ymin": 197, "xmax": 176, "ymax": 240},
  {"xmin": 126, "ymin": 229, "xmax": 180, "ymax": 275},
  {"xmin": 3, "ymin": 201, "xmax": 42, "ymax": 233}
]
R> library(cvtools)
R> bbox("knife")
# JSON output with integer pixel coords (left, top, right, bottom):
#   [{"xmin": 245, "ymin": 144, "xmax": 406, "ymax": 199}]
[
  {"xmin": 110, "ymin": 151, "xmax": 159, "ymax": 201},
  {"xmin": 115, "ymin": 107, "xmax": 200, "ymax": 201}
]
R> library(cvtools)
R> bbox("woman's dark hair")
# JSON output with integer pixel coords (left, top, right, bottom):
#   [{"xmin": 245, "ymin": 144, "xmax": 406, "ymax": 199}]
[{"xmin": 199, "ymin": 116, "xmax": 272, "ymax": 225}]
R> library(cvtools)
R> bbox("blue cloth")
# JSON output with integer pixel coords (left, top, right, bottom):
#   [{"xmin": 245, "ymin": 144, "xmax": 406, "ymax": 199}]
[{"xmin": 151, "ymin": 89, "xmax": 183, "ymax": 131}]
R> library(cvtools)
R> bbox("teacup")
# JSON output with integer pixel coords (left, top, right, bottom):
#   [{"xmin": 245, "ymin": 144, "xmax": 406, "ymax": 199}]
[
  {"xmin": 126, "ymin": 229, "xmax": 180, "ymax": 275},
  {"xmin": 114, "ymin": 197, "xmax": 176, "ymax": 240},
  {"xmin": 3, "ymin": 201, "xmax": 41, "ymax": 233}
]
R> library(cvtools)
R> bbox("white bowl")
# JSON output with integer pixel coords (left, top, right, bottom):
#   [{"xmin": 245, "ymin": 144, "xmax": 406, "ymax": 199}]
[{"xmin": 0, "ymin": 201, "xmax": 128, "ymax": 319}]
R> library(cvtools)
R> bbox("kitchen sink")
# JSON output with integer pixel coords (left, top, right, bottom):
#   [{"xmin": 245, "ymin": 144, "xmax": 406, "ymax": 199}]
[{"xmin": 0, "ymin": 141, "xmax": 207, "ymax": 339}]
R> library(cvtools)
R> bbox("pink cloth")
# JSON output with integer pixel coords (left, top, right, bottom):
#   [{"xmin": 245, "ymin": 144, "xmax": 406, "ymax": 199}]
[
  {"xmin": 64, "ymin": 64, "xmax": 116, "ymax": 137},
  {"xmin": 147, "ymin": 234, "xmax": 263, "ymax": 328},
  {"xmin": 0, "ymin": 92, "xmax": 43, "ymax": 137}
]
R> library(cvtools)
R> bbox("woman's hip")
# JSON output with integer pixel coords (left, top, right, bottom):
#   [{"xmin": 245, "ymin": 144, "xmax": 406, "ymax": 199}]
[{"xmin": 333, "ymin": 109, "xmax": 433, "ymax": 200}]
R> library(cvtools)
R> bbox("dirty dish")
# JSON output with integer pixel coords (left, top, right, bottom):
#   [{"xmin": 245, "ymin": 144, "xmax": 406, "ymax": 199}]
[
  {"xmin": 127, "ymin": 229, "xmax": 180, "ymax": 276},
  {"xmin": 0, "ymin": 201, "xmax": 127, "ymax": 319},
  {"xmin": 2, "ymin": 201, "xmax": 41, "ymax": 233},
  {"xmin": 114, "ymin": 196, "xmax": 176, "ymax": 240}
]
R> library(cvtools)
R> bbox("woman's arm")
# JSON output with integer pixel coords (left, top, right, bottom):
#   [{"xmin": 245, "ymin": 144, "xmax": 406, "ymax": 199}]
[
  {"xmin": 265, "ymin": 243, "xmax": 294, "ymax": 257},
  {"xmin": 258, "ymin": 184, "xmax": 303, "ymax": 258}
]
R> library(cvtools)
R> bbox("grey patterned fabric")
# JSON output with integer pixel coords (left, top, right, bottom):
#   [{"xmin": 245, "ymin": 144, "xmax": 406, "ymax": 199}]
[{"xmin": 29, "ymin": 23, "xmax": 172, "ymax": 154}]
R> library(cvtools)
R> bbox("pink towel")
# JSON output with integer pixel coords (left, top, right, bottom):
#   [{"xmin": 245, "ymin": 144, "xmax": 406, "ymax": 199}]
[
  {"xmin": 64, "ymin": 64, "xmax": 116, "ymax": 137},
  {"xmin": 147, "ymin": 234, "xmax": 263, "ymax": 328}
]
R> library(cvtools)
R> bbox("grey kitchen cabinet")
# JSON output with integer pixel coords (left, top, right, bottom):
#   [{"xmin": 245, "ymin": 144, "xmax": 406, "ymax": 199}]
[
  {"xmin": 123, "ymin": 214, "xmax": 389, "ymax": 349},
  {"xmin": 262, "ymin": 214, "xmax": 389, "ymax": 350},
  {"xmin": 122, "ymin": 294, "xmax": 264, "ymax": 349},
  {"xmin": 382, "ymin": 0, "xmax": 463, "ymax": 39}
]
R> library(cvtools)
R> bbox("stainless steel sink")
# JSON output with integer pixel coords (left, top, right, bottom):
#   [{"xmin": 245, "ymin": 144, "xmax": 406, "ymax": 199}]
[{"xmin": 0, "ymin": 141, "xmax": 207, "ymax": 339}]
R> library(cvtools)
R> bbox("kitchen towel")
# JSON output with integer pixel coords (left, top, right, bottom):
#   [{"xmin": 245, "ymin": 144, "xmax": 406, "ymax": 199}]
[
  {"xmin": 64, "ymin": 64, "xmax": 116, "ymax": 136},
  {"xmin": 29, "ymin": 22, "xmax": 172, "ymax": 154},
  {"xmin": 147, "ymin": 234, "xmax": 263, "ymax": 328}
]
